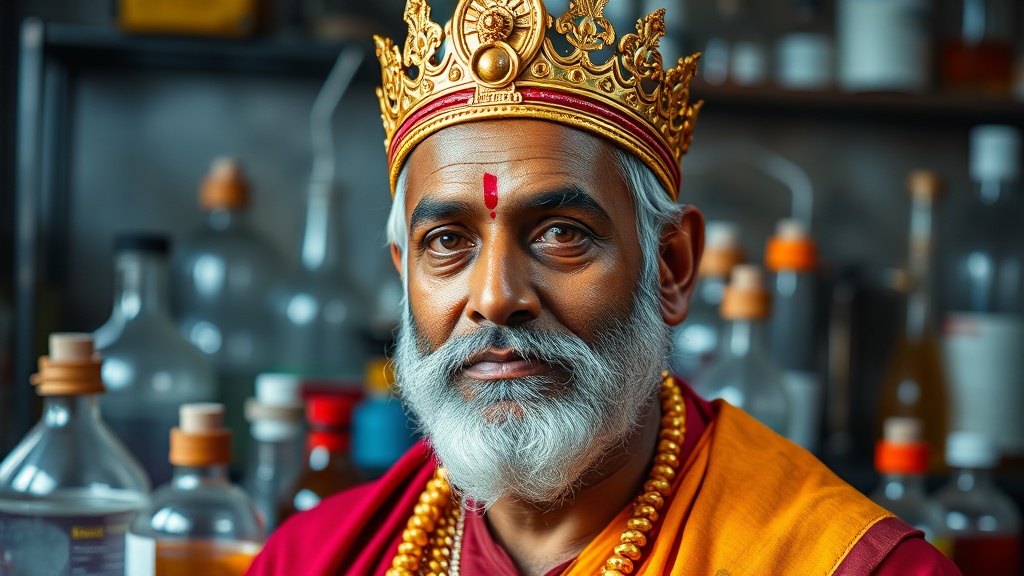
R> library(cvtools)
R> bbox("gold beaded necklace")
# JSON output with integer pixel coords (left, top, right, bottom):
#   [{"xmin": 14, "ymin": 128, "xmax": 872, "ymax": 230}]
[{"xmin": 386, "ymin": 372, "xmax": 686, "ymax": 576}]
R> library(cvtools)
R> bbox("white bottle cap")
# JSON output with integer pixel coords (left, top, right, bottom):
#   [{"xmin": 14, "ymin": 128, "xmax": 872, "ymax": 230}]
[
  {"xmin": 254, "ymin": 373, "xmax": 303, "ymax": 407},
  {"xmin": 705, "ymin": 221, "xmax": 742, "ymax": 250},
  {"xmin": 883, "ymin": 417, "xmax": 922, "ymax": 444},
  {"xmin": 970, "ymin": 125, "xmax": 1020, "ymax": 182},
  {"xmin": 774, "ymin": 218, "xmax": 810, "ymax": 240},
  {"xmin": 730, "ymin": 264, "xmax": 764, "ymax": 291},
  {"xmin": 209, "ymin": 157, "xmax": 243, "ymax": 180},
  {"xmin": 946, "ymin": 431, "xmax": 999, "ymax": 469},
  {"xmin": 180, "ymin": 403, "xmax": 224, "ymax": 433},
  {"xmin": 49, "ymin": 333, "xmax": 94, "ymax": 362}
]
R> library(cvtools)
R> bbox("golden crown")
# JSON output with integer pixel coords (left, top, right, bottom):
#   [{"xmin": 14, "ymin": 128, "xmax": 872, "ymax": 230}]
[{"xmin": 375, "ymin": 0, "xmax": 702, "ymax": 200}]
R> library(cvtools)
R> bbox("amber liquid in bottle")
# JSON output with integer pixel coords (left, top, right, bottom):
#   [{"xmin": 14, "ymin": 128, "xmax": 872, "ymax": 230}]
[
  {"xmin": 878, "ymin": 172, "xmax": 950, "ymax": 471},
  {"xmin": 155, "ymin": 540, "xmax": 261, "ymax": 576},
  {"xmin": 276, "ymin": 420, "xmax": 361, "ymax": 524},
  {"xmin": 941, "ymin": 40, "xmax": 1013, "ymax": 96}
]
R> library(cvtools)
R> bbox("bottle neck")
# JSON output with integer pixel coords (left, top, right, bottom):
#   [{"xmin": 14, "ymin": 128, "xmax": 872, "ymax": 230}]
[
  {"xmin": 172, "ymin": 464, "xmax": 231, "ymax": 488},
  {"xmin": 951, "ymin": 466, "xmax": 994, "ymax": 492},
  {"xmin": 300, "ymin": 182, "xmax": 341, "ymax": 273},
  {"xmin": 880, "ymin": 471, "xmax": 928, "ymax": 498},
  {"xmin": 305, "ymin": 428, "xmax": 350, "ymax": 470},
  {"xmin": 906, "ymin": 194, "xmax": 935, "ymax": 340},
  {"xmin": 698, "ymin": 275, "xmax": 728, "ymax": 307},
  {"xmin": 42, "ymin": 394, "xmax": 101, "ymax": 428},
  {"xmin": 722, "ymin": 318, "xmax": 766, "ymax": 359},
  {"xmin": 112, "ymin": 251, "xmax": 171, "ymax": 321},
  {"xmin": 206, "ymin": 207, "xmax": 242, "ymax": 232},
  {"xmin": 975, "ymin": 177, "xmax": 1017, "ymax": 206}
]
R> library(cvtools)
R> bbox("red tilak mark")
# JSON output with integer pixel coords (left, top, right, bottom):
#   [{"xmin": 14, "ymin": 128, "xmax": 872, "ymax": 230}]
[{"xmin": 484, "ymin": 173, "xmax": 498, "ymax": 219}]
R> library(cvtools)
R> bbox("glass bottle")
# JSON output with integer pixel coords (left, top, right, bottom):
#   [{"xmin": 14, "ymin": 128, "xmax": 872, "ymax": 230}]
[
  {"xmin": 352, "ymin": 359, "xmax": 417, "ymax": 480},
  {"xmin": 702, "ymin": 0, "xmax": 769, "ymax": 86},
  {"xmin": 277, "ymin": 391, "xmax": 362, "ymax": 523},
  {"xmin": 942, "ymin": 126, "xmax": 1024, "ymax": 463},
  {"xmin": 126, "ymin": 403, "xmax": 264, "ymax": 575},
  {"xmin": 936, "ymin": 431, "xmax": 1021, "ymax": 575},
  {"xmin": 268, "ymin": 180, "xmax": 366, "ymax": 379},
  {"xmin": 172, "ymin": 158, "xmax": 281, "ymax": 469},
  {"xmin": 870, "ymin": 417, "xmax": 950, "ymax": 553},
  {"xmin": 672, "ymin": 221, "xmax": 745, "ymax": 384},
  {"xmin": 836, "ymin": 0, "xmax": 931, "ymax": 93},
  {"xmin": 766, "ymin": 219, "xmax": 822, "ymax": 453},
  {"xmin": 242, "ymin": 372, "xmax": 305, "ymax": 532},
  {"xmin": 775, "ymin": 0, "xmax": 833, "ymax": 90},
  {"xmin": 696, "ymin": 264, "xmax": 790, "ymax": 435},
  {"xmin": 940, "ymin": 0, "xmax": 1014, "ymax": 96},
  {"xmin": 879, "ymin": 171, "xmax": 950, "ymax": 471},
  {"xmin": 0, "ymin": 333, "xmax": 150, "ymax": 576},
  {"xmin": 93, "ymin": 233, "xmax": 218, "ymax": 486}
]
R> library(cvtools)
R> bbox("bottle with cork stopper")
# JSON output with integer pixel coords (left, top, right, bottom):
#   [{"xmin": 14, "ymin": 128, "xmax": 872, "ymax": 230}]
[
  {"xmin": 672, "ymin": 221, "xmax": 746, "ymax": 384},
  {"xmin": 879, "ymin": 170, "xmax": 950, "ymax": 471},
  {"xmin": 695, "ymin": 264, "xmax": 790, "ymax": 435},
  {"xmin": 171, "ymin": 157, "xmax": 281, "ymax": 471},
  {"xmin": 126, "ymin": 402, "xmax": 264, "ymax": 575},
  {"xmin": 765, "ymin": 218, "xmax": 822, "ymax": 453},
  {"xmin": 870, "ymin": 417, "xmax": 949, "ymax": 553},
  {"xmin": 0, "ymin": 333, "xmax": 149, "ymax": 576}
]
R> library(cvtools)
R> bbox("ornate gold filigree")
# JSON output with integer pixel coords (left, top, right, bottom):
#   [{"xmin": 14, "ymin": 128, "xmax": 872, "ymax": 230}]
[{"xmin": 374, "ymin": 0, "xmax": 702, "ymax": 199}]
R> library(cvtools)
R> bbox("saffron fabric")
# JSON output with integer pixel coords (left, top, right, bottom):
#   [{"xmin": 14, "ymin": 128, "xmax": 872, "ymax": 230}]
[{"xmin": 247, "ymin": 380, "xmax": 959, "ymax": 575}]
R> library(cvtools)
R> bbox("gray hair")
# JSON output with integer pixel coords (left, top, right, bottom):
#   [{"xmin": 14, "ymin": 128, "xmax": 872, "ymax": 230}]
[{"xmin": 386, "ymin": 148, "xmax": 685, "ymax": 290}]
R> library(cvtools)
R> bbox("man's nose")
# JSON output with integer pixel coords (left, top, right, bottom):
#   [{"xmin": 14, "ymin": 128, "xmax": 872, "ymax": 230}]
[{"xmin": 465, "ymin": 240, "xmax": 541, "ymax": 326}]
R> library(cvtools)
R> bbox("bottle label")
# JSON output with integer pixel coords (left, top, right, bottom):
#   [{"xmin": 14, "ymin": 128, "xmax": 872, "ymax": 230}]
[
  {"xmin": 0, "ymin": 510, "xmax": 134, "ymax": 576},
  {"xmin": 124, "ymin": 532, "xmax": 156, "ymax": 576},
  {"xmin": 943, "ymin": 313, "xmax": 1024, "ymax": 455}
]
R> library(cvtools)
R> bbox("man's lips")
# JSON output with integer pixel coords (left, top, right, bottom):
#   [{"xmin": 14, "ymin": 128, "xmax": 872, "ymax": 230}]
[{"xmin": 461, "ymin": 348, "xmax": 551, "ymax": 380}]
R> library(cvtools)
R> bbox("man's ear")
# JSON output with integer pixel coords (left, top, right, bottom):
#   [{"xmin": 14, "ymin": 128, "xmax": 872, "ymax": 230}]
[
  {"xmin": 391, "ymin": 243, "xmax": 404, "ymax": 279},
  {"xmin": 658, "ymin": 205, "xmax": 704, "ymax": 326}
]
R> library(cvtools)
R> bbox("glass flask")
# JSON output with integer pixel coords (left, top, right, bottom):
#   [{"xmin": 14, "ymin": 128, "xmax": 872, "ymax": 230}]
[
  {"xmin": 0, "ymin": 333, "xmax": 150, "ymax": 576},
  {"xmin": 94, "ymin": 233, "xmax": 218, "ymax": 486}
]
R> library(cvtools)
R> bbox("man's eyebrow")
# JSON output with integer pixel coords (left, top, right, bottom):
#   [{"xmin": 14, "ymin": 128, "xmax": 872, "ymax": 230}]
[
  {"xmin": 409, "ymin": 197, "xmax": 476, "ymax": 232},
  {"xmin": 524, "ymin": 187, "xmax": 613, "ymax": 226}
]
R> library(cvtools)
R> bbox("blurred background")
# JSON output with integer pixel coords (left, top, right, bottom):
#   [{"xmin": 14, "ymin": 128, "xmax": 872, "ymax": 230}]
[{"xmin": 0, "ymin": 0, "xmax": 1023, "ymax": 564}]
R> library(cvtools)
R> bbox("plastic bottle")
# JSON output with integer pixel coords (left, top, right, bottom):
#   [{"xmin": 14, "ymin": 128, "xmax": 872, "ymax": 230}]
[
  {"xmin": 0, "ymin": 333, "xmax": 150, "ymax": 576},
  {"xmin": 242, "ymin": 373, "xmax": 305, "ymax": 532},
  {"xmin": 870, "ymin": 417, "xmax": 950, "ymax": 552},
  {"xmin": 766, "ymin": 219, "xmax": 822, "ymax": 453},
  {"xmin": 94, "ymin": 233, "xmax": 218, "ymax": 486},
  {"xmin": 672, "ymin": 221, "xmax": 745, "ymax": 384},
  {"xmin": 277, "ymin": 391, "xmax": 362, "ymax": 523},
  {"xmin": 126, "ymin": 403, "xmax": 264, "ymax": 575},
  {"xmin": 942, "ymin": 126, "xmax": 1024, "ymax": 464},
  {"xmin": 352, "ymin": 359, "xmax": 417, "ymax": 479},
  {"xmin": 696, "ymin": 264, "xmax": 790, "ymax": 435},
  {"xmin": 935, "ymin": 431, "xmax": 1021, "ymax": 575},
  {"xmin": 879, "ymin": 171, "xmax": 950, "ymax": 471},
  {"xmin": 172, "ymin": 158, "xmax": 281, "ymax": 468}
]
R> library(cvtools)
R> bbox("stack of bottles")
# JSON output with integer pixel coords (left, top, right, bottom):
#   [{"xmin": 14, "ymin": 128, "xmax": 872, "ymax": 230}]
[{"xmin": 127, "ymin": 402, "xmax": 264, "ymax": 574}]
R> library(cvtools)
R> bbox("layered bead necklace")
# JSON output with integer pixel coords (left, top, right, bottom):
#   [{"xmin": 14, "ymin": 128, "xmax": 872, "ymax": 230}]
[{"xmin": 386, "ymin": 372, "xmax": 686, "ymax": 576}]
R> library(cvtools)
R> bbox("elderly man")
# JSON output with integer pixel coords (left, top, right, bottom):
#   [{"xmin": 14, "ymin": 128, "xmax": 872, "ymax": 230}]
[{"xmin": 249, "ymin": 0, "xmax": 958, "ymax": 574}]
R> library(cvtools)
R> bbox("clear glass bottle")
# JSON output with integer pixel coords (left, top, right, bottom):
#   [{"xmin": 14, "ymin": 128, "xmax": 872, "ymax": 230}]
[
  {"xmin": 879, "ymin": 171, "xmax": 950, "ymax": 471},
  {"xmin": 126, "ymin": 403, "xmax": 264, "ymax": 575},
  {"xmin": 242, "ymin": 372, "xmax": 305, "ymax": 532},
  {"xmin": 0, "ymin": 333, "xmax": 150, "ymax": 576},
  {"xmin": 870, "ymin": 417, "xmax": 950, "ymax": 553},
  {"xmin": 942, "ymin": 126, "xmax": 1024, "ymax": 464},
  {"xmin": 696, "ymin": 264, "xmax": 790, "ymax": 435},
  {"xmin": 172, "ymin": 158, "xmax": 282, "ymax": 469},
  {"xmin": 268, "ymin": 180, "xmax": 366, "ymax": 379},
  {"xmin": 941, "ymin": 0, "xmax": 1014, "ymax": 96},
  {"xmin": 766, "ymin": 219, "xmax": 822, "ymax": 452},
  {"xmin": 277, "ymin": 391, "xmax": 362, "ymax": 523},
  {"xmin": 775, "ymin": 0, "xmax": 833, "ymax": 90},
  {"xmin": 936, "ymin": 431, "xmax": 1021, "ymax": 575},
  {"xmin": 352, "ymin": 359, "xmax": 417, "ymax": 480},
  {"xmin": 94, "ymin": 233, "xmax": 218, "ymax": 487},
  {"xmin": 702, "ymin": 0, "xmax": 769, "ymax": 86},
  {"xmin": 672, "ymin": 222, "xmax": 745, "ymax": 384}
]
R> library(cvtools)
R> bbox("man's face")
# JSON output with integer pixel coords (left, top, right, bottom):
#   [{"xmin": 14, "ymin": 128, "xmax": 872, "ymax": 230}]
[{"xmin": 392, "ymin": 119, "xmax": 671, "ymax": 506}]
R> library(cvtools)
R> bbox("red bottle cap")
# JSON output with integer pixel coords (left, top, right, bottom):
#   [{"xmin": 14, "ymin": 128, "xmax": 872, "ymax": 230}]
[{"xmin": 306, "ymin": 392, "xmax": 361, "ymax": 428}]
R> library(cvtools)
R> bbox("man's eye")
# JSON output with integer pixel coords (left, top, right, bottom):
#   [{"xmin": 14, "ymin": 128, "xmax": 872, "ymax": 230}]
[
  {"xmin": 539, "ymin": 225, "xmax": 585, "ymax": 244},
  {"xmin": 428, "ymin": 232, "xmax": 470, "ymax": 252}
]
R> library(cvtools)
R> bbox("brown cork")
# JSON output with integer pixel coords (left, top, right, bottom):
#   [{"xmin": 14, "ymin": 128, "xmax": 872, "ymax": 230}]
[
  {"xmin": 169, "ymin": 403, "xmax": 232, "ymax": 466},
  {"xmin": 699, "ymin": 246, "xmax": 746, "ymax": 279},
  {"xmin": 200, "ymin": 158, "xmax": 249, "ymax": 211},
  {"xmin": 30, "ymin": 333, "xmax": 105, "ymax": 396},
  {"xmin": 906, "ymin": 170, "xmax": 941, "ymax": 200},
  {"xmin": 720, "ymin": 265, "xmax": 771, "ymax": 320}
]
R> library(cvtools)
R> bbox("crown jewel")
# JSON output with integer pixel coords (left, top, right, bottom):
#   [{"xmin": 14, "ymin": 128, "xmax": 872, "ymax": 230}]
[{"xmin": 375, "ymin": 0, "xmax": 702, "ymax": 199}]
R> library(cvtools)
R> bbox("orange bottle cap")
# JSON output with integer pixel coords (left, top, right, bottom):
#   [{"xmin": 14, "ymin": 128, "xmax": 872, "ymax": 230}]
[
  {"xmin": 30, "ymin": 333, "xmax": 105, "ymax": 396},
  {"xmin": 699, "ymin": 222, "xmax": 745, "ymax": 279},
  {"xmin": 169, "ymin": 403, "xmax": 232, "ymax": 467},
  {"xmin": 765, "ymin": 219, "xmax": 817, "ymax": 272},
  {"xmin": 200, "ymin": 157, "xmax": 249, "ymax": 210},
  {"xmin": 720, "ymin": 264, "xmax": 771, "ymax": 320},
  {"xmin": 906, "ymin": 170, "xmax": 941, "ymax": 200},
  {"xmin": 875, "ymin": 441, "xmax": 929, "ymax": 475}
]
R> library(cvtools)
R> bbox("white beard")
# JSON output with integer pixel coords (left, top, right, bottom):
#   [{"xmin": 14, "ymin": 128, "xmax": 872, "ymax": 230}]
[{"xmin": 392, "ymin": 291, "xmax": 671, "ymax": 508}]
